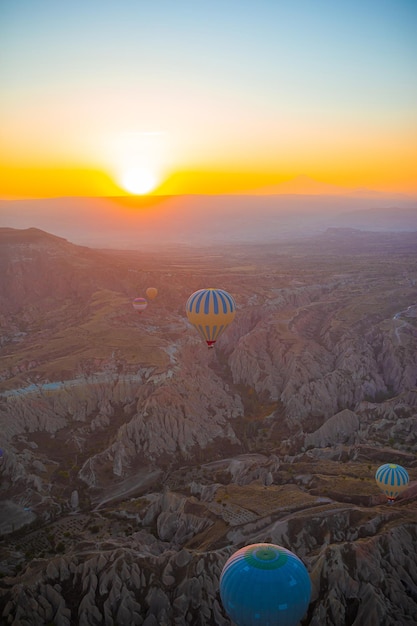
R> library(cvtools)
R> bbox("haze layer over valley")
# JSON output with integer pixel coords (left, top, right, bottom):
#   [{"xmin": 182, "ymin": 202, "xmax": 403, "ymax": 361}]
[
  {"xmin": 1, "ymin": 188, "xmax": 416, "ymax": 248},
  {"xmin": 0, "ymin": 226, "xmax": 416, "ymax": 625}
]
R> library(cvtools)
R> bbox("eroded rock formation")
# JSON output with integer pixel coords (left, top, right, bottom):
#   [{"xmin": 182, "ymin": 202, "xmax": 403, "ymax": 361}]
[{"xmin": 1, "ymin": 228, "xmax": 416, "ymax": 625}]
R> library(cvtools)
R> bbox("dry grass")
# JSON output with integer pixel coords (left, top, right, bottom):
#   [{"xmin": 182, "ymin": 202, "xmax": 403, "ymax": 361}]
[
  {"xmin": 216, "ymin": 482, "xmax": 319, "ymax": 517},
  {"xmin": 0, "ymin": 288, "xmax": 169, "ymax": 391}
]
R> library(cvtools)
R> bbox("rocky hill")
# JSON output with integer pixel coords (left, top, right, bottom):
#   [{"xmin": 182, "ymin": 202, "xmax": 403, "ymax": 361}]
[{"xmin": 0, "ymin": 227, "xmax": 416, "ymax": 625}]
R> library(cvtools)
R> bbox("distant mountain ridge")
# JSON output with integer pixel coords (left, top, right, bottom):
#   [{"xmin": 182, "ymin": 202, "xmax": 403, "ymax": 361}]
[
  {"xmin": 251, "ymin": 174, "xmax": 401, "ymax": 197},
  {"xmin": 0, "ymin": 192, "xmax": 416, "ymax": 248}
]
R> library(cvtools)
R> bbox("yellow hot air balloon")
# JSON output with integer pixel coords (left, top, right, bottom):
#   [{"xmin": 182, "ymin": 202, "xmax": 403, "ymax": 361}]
[
  {"xmin": 185, "ymin": 288, "xmax": 236, "ymax": 348},
  {"xmin": 146, "ymin": 287, "xmax": 158, "ymax": 300}
]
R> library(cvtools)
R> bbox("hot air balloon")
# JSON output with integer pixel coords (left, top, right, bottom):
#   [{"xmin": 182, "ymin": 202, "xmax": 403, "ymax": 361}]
[
  {"xmin": 146, "ymin": 287, "xmax": 158, "ymax": 300},
  {"xmin": 375, "ymin": 463, "xmax": 409, "ymax": 503},
  {"xmin": 220, "ymin": 543, "xmax": 311, "ymax": 626},
  {"xmin": 185, "ymin": 288, "xmax": 236, "ymax": 348},
  {"xmin": 132, "ymin": 297, "xmax": 148, "ymax": 314}
]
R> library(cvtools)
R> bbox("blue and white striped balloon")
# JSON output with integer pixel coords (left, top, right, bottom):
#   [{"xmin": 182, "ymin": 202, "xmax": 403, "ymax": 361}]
[
  {"xmin": 375, "ymin": 463, "xmax": 409, "ymax": 501},
  {"xmin": 185, "ymin": 288, "xmax": 236, "ymax": 348}
]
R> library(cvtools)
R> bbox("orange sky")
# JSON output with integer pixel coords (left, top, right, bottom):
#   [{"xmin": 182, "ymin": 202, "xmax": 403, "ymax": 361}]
[{"xmin": 1, "ymin": 1, "xmax": 416, "ymax": 199}]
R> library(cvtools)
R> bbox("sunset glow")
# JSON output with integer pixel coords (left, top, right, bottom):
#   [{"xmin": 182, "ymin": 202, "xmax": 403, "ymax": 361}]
[
  {"xmin": 1, "ymin": 1, "xmax": 416, "ymax": 198},
  {"xmin": 119, "ymin": 167, "xmax": 159, "ymax": 195}
]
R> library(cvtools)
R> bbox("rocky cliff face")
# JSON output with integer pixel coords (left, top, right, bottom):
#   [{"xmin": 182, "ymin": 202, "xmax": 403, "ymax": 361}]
[{"xmin": 225, "ymin": 286, "xmax": 417, "ymax": 429}]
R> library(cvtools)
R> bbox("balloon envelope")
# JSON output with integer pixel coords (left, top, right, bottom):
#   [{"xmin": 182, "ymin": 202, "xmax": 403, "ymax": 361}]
[
  {"xmin": 185, "ymin": 288, "xmax": 236, "ymax": 347},
  {"xmin": 375, "ymin": 463, "xmax": 409, "ymax": 501},
  {"xmin": 220, "ymin": 543, "xmax": 311, "ymax": 626},
  {"xmin": 132, "ymin": 297, "xmax": 148, "ymax": 313},
  {"xmin": 146, "ymin": 287, "xmax": 158, "ymax": 300}
]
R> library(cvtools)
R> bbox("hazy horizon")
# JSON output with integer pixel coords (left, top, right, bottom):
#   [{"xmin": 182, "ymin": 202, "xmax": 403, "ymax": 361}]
[
  {"xmin": 1, "ymin": 190, "xmax": 416, "ymax": 249},
  {"xmin": 2, "ymin": 174, "xmax": 417, "ymax": 202}
]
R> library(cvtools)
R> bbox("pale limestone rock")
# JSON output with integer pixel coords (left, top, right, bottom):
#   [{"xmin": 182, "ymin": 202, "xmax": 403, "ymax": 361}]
[
  {"xmin": 70, "ymin": 490, "xmax": 79, "ymax": 510},
  {"xmin": 305, "ymin": 409, "xmax": 360, "ymax": 448}
]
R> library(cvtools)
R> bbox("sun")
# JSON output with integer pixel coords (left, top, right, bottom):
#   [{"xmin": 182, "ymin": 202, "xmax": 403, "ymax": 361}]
[{"xmin": 120, "ymin": 167, "xmax": 159, "ymax": 195}]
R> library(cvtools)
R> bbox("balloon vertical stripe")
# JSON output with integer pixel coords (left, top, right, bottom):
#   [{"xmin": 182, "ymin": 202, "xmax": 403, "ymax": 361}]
[
  {"xmin": 212, "ymin": 291, "xmax": 219, "ymax": 314},
  {"xmin": 194, "ymin": 291, "xmax": 206, "ymax": 314},
  {"xmin": 218, "ymin": 290, "xmax": 234, "ymax": 313},
  {"xmin": 213, "ymin": 324, "xmax": 224, "ymax": 340}
]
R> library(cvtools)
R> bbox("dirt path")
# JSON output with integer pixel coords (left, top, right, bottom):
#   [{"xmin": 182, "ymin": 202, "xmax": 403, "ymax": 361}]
[{"xmin": 92, "ymin": 468, "xmax": 163, "ymax": 510}]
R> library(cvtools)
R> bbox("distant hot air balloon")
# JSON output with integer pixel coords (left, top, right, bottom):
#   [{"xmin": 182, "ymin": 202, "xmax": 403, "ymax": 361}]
[
  {"xmin": 132, "ymin": 297, "xmax": 148, "ymax": 314},
  {"xmin": 185, "ymin": 288, "xmax": 236, "ymax": 348},
  {"xmin": 220, "ymin": 543, "xmax": 311, "ymax": 626},
  {"xmin": 375, "ymin": 463, "xmax": 409, "ymax": 503},
  {"xmin": 146, "ymin": 287, "xmax": 158, "ymax": 300}
]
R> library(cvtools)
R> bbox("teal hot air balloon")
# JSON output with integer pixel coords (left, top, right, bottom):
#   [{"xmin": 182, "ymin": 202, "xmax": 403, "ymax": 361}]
[
  {"xmin": 219, "ymin": 543, "xmax": 311, "ymax": 626},
  {"xmin": 375, "ymin": 463, "xmax": 409, "ymax": 502}
]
